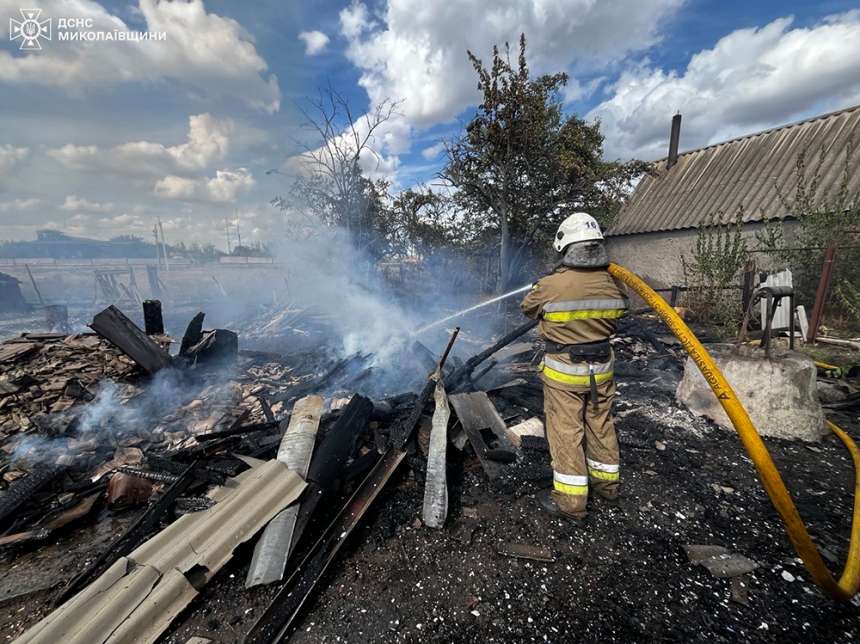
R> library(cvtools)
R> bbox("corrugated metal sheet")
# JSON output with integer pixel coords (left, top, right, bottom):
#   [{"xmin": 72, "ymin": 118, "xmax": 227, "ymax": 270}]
[
  {"xmin": 608, "ymin": 105, "xmax": 860, "ymax": 236},
  {"xmin": 17, "ymin": 459, "xmax": 304, "ymax": 644}
]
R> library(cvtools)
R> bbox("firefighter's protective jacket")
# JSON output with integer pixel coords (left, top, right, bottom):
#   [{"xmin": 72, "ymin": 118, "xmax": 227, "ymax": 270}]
[{"xmin": 521, "ymin": 266, "xmax": 629, "ymax": 391}]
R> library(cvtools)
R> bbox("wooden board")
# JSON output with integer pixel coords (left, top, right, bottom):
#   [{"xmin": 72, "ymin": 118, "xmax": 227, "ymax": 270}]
[
  {"xmin": 449, "ymin": 392, "xmax": 522, "ymax": 482},
  {"xmin": 0, "ymin": 342, "xmax": 38, "ymax": 364},
  {"xmin": 89, "ymin": 306, "xmax": 172, "ymax": 374}
]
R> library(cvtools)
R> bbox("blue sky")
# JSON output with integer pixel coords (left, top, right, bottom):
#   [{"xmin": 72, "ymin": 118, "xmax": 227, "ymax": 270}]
[{"xmin": 1, "ymin": 0, "xmax": 859, "ymax": 249}]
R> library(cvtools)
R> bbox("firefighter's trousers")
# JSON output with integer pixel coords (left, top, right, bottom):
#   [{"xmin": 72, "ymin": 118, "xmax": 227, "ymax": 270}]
[{"xmin": 543, "ymin": 379, "xmax": 620, "ymax": 516}]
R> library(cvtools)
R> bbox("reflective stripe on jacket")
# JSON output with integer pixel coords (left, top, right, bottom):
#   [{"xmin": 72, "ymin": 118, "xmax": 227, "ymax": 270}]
[
  {"xmin": 542, "ymin": 298, "xmax": 629, "ymax": 322},
  {"xmin": 540, "ymin": 354, "xmax": 614, "ymax": 387}
]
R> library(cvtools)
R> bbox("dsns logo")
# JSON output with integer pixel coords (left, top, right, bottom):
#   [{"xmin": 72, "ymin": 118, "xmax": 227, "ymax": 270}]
[{"xmin": 10, "ymin": 8, "xmax": 51, "ymax": 50}]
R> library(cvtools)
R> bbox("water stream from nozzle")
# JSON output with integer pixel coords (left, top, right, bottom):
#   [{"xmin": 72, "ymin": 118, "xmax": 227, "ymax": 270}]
[{"xmin": 411, "ymin": 283, "xmax": 533, "ymax": 335}]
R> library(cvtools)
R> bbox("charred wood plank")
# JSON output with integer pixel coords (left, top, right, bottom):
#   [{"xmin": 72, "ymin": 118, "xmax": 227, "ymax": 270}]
[
  {"xmin": 493, "ymin": 383, "xmax": 545, "ymax": 415},
  {"xmin": 342, "ymin": 450, "xmax": 380, "ymax": 481},
  {"xmin": 445, "ymin": 319, "xmax": 538, "ymax": 392},
  {"xmin": 194, "ymin": 419, "xmax": 280, "ymax": 442},
  {"xmin": 186, "ymin": 329, "xmax": 239, "ymax": 366},
  {"xmin": 142, "ymin": 300, "xmax": 164, "ymax": 336},
  {"xmin": 179, "ymin": 311, "xmax": 205, "ymax": 357},
  {"xmin": 89, "ymin": 305, "xmax": 172, "ymax": 374},
  {"xmin": 390, "ymin": 377, "xmax": 436, "ymax": 450},
  {"xmin": 0, "ymin": 463, "xmax": 65, "ymax": 527},
  {"xmin": 258, "ymin": 396, "xmax": 275, "ymax": 423},
  {"xmin": 449, "ymin": 392, "xmax": 522, "ymax": 484},
  {"xmin": 305, "ymin": 395, "xmax": 373, "ymax": 487}
]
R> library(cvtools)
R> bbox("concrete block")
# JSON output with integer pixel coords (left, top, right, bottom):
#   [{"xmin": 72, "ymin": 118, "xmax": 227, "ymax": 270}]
[{"xmin": 675, "ymin": 344, "xmax": 827, "ymax": 442}]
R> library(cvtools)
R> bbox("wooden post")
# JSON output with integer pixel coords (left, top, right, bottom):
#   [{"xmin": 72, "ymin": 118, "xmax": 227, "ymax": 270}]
[
  {"xmin": 807, "ymin": 245, "xmax": 837, "ymax": 344},
  {"xmin": 142, "ymin": 300, "xmax": 164, "ymax": 336}
]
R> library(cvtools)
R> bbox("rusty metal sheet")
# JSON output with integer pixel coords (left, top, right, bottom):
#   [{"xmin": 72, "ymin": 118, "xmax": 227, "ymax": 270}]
[
  {"xmin": 17, "ymin": 460, "xmax": 305, "ymax": 644},
  {"xmin": 609, "ymin": 105, "xmax": 860, "ymax": 236}
]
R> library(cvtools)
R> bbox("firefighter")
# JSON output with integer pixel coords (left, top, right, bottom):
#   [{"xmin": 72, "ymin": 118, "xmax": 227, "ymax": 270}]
[{"xmin": 521, "ymin": 212, "xmax": 629, "ymax": 525}]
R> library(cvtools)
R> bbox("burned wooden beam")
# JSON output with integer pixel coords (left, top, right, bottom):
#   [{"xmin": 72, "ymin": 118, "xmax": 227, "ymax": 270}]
[
  {"xmin": 185, "ymin": 329, "xmax": 239, "ymax": 366},
  {"xmin": 449, "ymin": 392, "xmax": 522, "ymax": 485},
  {"xmin": 258, "ymin": 396, "xmax": 275, "ymax": 423},
  {"xmin": 194, "ymin": 419, "xmax": 279, "ymax": 443},
  {"xmin": 179, "ymin": 312, "xmax": 205, "ymax": 357},
  {"xmin": 390, "ymin": 377, "xmax": 436, "ymax": 450},
  {"xmin": 0, "ymin": 463, "xmax": 65, "ymax": 528},
  {"xmin": 89, "ymin": 306, "xmax": 172, "ymax": 374},
  {"xmin": 142, "ymin": 300, "xmax": 164, "ymax": 336},
  {"xmin": 244, "ymin": 447, "xmax": 406, "ymax": 644},
  {"xmin": 445, "ymin": 319, "xmax": 538, "ymax": 392}
]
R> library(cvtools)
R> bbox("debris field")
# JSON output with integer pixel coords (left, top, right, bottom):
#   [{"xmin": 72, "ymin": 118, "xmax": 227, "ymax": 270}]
[{"xmin": 0, "ymin": 302, "xmax": 857, "ymax": 644}]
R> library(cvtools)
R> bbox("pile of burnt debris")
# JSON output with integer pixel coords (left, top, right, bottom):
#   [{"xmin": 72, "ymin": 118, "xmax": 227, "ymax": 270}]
[
  {"xmin": 0, "ymin": 296, "xmax": 591, "ymax": 644},
  {"xmin": 7, "ymin": 299, "xmax": 850, "ymax": 643}
]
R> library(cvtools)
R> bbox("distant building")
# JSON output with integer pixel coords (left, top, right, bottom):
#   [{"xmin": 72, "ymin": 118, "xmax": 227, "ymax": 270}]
[
  {"xmin": 606, "ymin": 105, "xmax": 860, "ymax": 288},
  {"xmin": 0, "ymin": 230, "xmax": 156, "ymax": 259}
]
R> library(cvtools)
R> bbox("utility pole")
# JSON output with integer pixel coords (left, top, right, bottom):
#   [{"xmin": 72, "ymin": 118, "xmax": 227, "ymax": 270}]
[
  {"xmin": 225, "ymin": 216, "xmax": 232, "ymax": 254},
  {"xmin": 152, "ymin": 225, "xmax": 161, "ymax": 268},
  {"xmin": 235, "ymin": 208, "xmax": 242, "ymax": 251},
  {"xmin": 157, "ymin": 217, "xmax": 170, "ymax": 272}
]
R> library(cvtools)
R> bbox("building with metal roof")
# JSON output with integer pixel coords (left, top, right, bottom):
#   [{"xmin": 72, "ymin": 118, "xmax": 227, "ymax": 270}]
[{"xmin": 605, "ymin": 105, "xmax": 860, "ymax": 288}]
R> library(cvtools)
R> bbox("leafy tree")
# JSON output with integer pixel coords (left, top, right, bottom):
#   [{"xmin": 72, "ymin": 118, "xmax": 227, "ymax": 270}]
[
  {"xmin": 680, "ymin": 209, "xmax": 749, "ymax": 333},
  {"xmin": 390, "ymin": 186, "xmax": 462, "ymax": 259},
  {"xmin": 440, "ymin": 35, "xmax": 647, "ymax": 291}
]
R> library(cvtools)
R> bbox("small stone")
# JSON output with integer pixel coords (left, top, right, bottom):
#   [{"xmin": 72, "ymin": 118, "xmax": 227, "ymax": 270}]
[
  {"xmin": 782, "ymin": 571, "xmax": 795, "ymax": 582},
  {"xmin": 655, "ymin": 441, "xmax": 666, "ymax": 451}
]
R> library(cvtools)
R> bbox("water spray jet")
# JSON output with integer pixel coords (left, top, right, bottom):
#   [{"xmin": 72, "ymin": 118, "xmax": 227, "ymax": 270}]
[{"xmin": 410, "ymin": 284, "xmax": 533, "ymax": 336}]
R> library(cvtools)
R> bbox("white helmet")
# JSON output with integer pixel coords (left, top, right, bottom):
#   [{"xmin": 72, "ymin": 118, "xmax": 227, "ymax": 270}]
[{"xmin": 553, "ymin": 212, "xmax": 603, "ymax": 252}]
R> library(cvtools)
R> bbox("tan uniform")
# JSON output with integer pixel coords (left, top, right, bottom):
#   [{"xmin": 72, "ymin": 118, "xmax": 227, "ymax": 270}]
[{"xmin": 521, "ymin": 266, "xmax": 628, "ymax": 516}]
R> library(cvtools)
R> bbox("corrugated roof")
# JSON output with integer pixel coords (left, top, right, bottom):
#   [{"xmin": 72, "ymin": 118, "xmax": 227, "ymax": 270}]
[
  {"xmin": 16, "ymin": 459, "xmax": 305, "ymax": 644},
  {"xmin": 608, "ymin": 104, "xmax": 860, "ymax": 236}
]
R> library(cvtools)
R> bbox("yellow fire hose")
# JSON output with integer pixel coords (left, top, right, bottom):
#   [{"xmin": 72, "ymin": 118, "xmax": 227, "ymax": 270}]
[{"xmin": 608, "ymin": 263, "xmax": 860, "ymax": 601}]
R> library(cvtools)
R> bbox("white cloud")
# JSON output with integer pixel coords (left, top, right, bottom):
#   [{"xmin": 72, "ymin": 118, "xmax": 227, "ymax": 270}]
[
  {"xmin": 299, "ymin": 30, "xmax": 330, "ymax": 56},
  {"xmin": 0, "ymin": 144, "xmax": 29, "ymax": 173},
  {"xmin": 340, "ymin": 2, "xmax": 373, "ymax": 39},
  {"xmin": 59, "ymin": 195, "xmax": 114, "ymax": 212},
  {"xmin": 0, "ymin": 197, "xmax": 42, "ymax": 211},
  {"xmin": 0, "ymin": 0, "xmax": 280, "ymax": 113},
  {"xmin": 48, "ymin": 113, "xmax": 240, "ymax": 176},
  {"xmin": 154, "ymin": 167, "xmax": 255, "ymax": 202},
  {"xmin": 421, "ymin": 141, "xmax": 446, "ymax": 160},
  {"xmin": 588, "ymin": 13, "xmax": 860, "ymax": 160},
  {"xmin": 340, "ymin": 0, "xmax": 684, "ymax": 128}
]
